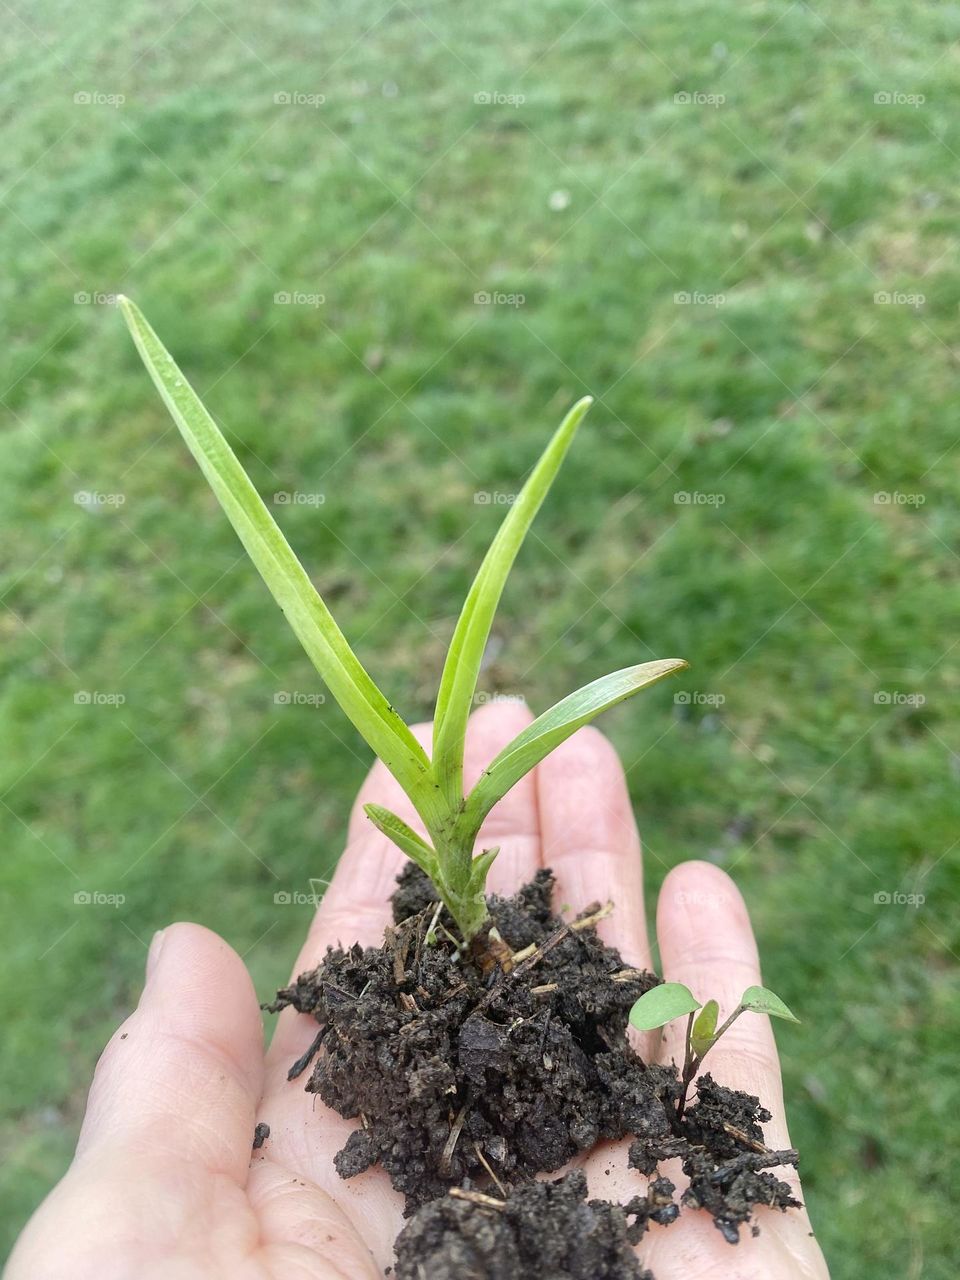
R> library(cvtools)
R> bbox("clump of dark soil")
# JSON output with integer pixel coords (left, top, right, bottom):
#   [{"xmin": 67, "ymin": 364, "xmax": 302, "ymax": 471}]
[
  {"xmin": 629, "ymin": 1073, "xmax": 801, "ymax": 1244},
  {"xmin": 393, "ymin": 1170, "xmax": 677, "ymax": 1280},
  {"xmin": 269, "ymin": 866, "xmax": 671, "ymax": 1210},
  {"xmin": 268, "ymin": 864, "xmax": 801, "ymax": 1256}
]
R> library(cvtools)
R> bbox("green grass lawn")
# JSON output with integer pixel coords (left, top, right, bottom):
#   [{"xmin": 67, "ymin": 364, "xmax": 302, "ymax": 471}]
[{"xmin": 2, "ymin": 0, "xmax": 958, "ymax": 1272}]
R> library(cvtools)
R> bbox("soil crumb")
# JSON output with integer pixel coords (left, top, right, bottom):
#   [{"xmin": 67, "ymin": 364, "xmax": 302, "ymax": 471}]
[{"xmin": 393, "ymin": 1170, "xmax": 676, "ymax": 1280}]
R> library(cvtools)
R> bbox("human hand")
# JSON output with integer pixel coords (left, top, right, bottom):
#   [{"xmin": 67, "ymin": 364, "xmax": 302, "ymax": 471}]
[{"xmin": 7, "ymin": 703, "xmax": 829, "ymax": 1279}]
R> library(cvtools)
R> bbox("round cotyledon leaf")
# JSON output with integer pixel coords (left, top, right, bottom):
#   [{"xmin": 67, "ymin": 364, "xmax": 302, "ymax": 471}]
[{"xmin": 629, "ymin": 982, "xmax": 701, "ymax": 1031}]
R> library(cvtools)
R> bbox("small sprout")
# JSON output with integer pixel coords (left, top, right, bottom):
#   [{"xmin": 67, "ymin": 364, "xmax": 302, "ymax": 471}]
[
  {"xmin": 689, "ymin": 998, "xmax": 719, "ymax": 1058},
  {"xmin": 628, "ymin": 983, "xmax": 800, "ymax": 1121},
  {"xmin": 118, "ymin": 297, "xmax": 687, "ymax": 945}
]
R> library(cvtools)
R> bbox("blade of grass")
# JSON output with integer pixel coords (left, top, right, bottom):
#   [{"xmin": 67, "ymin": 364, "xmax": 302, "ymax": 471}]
[
  {"xmin": 431, "ymin": 395, "xmax": 593, "ymax": 805},
  {"xmin": 118, "ymin": 296, "xmax": 431, "ymax": 802},
  {"xmin": 459, "ymin": 659, "xmax": 687, "ymax": 831}
]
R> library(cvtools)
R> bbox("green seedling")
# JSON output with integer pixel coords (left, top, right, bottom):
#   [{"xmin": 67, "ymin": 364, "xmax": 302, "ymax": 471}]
[
  {"xmin": 118, "ymin": 296, "xmax": 687, "ymax": 943},
  {"xmin": 629, "ymin": 982, "xmax": 799, "ymax": 1120}
]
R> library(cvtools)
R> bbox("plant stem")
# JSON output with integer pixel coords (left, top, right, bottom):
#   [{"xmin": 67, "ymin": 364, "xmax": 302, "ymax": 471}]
[
  {"xmin": 430, "ymin": 832, "xmax": 489, "ymax": 943},
  {"xmin": 712, "ymin": 1004, "xmax": 746, "ymax": 1043},
  {"xmin": 675, "ymin": 1004, "xmax": 747, "ymax": 1122},
  {"xmin": 676, "ymin": 1011, "xmax": 698, "ymax": 1123}
]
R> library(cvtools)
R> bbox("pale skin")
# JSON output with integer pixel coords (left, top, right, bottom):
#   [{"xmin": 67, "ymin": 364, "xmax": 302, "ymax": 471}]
[{"xmin": 8, "ymin": 704, "xmax": 830, "ymax": 1280}]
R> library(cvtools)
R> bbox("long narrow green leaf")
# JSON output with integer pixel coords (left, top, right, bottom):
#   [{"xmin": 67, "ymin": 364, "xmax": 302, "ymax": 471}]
[
  {"xmin": 363, "ymin": 804, "xmax": 438, "ymax": 878},
  {"xmin": 118, "ymin": 296, "xmax": 430, "ymax": 797},
  {"xmin": 460, "ymin": 658, "xmax": 688, "ymax": 831},
  {"xmin": 432, "ymin": 396, "xmax": 593, "ymax": 802}
]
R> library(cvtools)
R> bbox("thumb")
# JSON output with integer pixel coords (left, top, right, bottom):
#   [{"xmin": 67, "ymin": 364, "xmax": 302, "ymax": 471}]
[{"xmin": 76, "ymin": 922, "xmax": 265, "ymax": 1178}]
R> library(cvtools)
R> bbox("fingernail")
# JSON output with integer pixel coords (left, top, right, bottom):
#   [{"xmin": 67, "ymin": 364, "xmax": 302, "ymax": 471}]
[{"xmin": 146, "ymin": 929, "xmax": 166, "ymax": 981}]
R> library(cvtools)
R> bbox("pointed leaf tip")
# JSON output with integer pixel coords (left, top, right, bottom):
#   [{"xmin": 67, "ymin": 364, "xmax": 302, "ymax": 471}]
[{"xmin": 739, "ymin": 985, "xmax": 800, "ymax": 1023}]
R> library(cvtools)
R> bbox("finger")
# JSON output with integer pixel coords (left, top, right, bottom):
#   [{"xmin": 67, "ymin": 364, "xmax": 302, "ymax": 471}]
[
  {"xmin": 536, "ymin": 726, "xmax": 651, "ymax": 970},
  {"xmin": 654, "ymin": 861, "xmax": 789, "ymax": 1146},
  {"xmin": 75, "ymin": 923, "xmax": 264, "ymax": 1184},
  {"xmin": 644, "ymin": 862, "xmax": 831, "ymax": 1277}
]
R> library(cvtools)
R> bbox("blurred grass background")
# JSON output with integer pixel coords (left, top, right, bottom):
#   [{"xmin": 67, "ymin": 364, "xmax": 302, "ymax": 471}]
[{"xmin": 2, "ymin": 0, "xmax": 959, "ymax": 1273}]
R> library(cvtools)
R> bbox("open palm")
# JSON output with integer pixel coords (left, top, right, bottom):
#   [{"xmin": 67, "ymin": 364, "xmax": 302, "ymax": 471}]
[{"xmin": 7, "ymin": 704, "xmax": 829, "ymax": 1280}]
